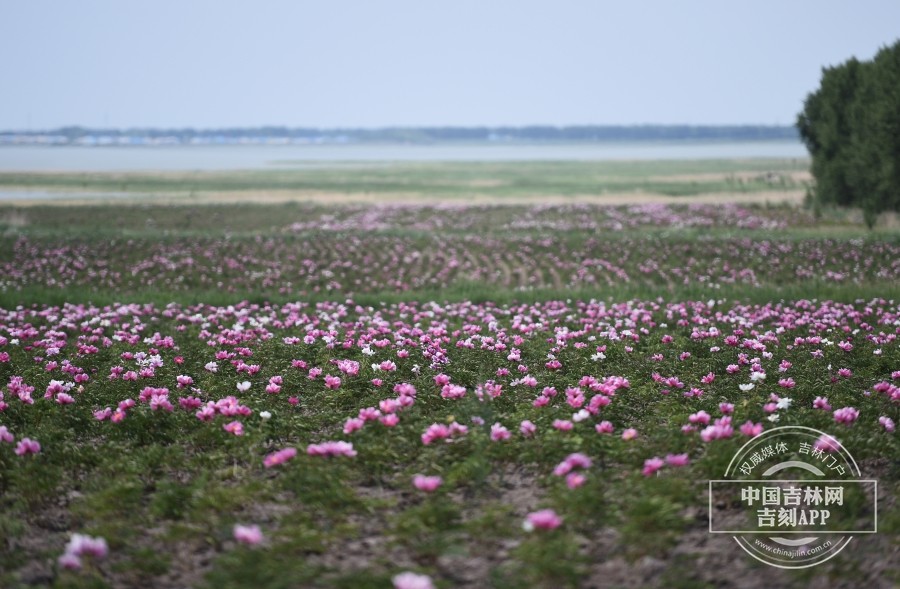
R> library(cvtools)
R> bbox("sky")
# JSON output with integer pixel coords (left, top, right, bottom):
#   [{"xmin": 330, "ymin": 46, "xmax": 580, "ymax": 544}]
[{"xmin": 1, "ymin": 0, "xmax": 899, "ymax": 130}]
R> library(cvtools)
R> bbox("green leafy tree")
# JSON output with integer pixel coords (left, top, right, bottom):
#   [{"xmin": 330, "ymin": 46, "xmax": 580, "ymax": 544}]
[{"xmin": 798, "ymin": 40, "xmax": 900, "ymax": 228}]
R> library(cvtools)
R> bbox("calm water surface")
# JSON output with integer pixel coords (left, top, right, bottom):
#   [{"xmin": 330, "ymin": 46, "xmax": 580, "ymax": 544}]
[{"xmin": 0, "ymin": 142, "xmax": 808, "ymax": 172}]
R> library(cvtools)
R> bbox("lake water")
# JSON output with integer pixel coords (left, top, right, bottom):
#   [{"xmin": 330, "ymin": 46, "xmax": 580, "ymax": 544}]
[{"xmin": 0, "ymin": 141, "xmax": 808, "ymax": 172}]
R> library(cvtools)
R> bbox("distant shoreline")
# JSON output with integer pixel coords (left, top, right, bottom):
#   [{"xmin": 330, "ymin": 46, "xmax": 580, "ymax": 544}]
[{"xmin": 0, "ymin": 125, "xmax": 799, "ymax": 148}]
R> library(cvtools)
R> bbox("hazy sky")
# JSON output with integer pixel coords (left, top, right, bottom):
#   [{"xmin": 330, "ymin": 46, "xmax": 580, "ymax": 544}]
[{"xmin": 2, "ymin": 0, "xmax": 899, "ymax": 130}]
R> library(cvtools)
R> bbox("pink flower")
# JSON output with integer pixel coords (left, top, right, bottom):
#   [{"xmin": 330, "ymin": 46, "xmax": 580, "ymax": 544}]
[
  {"xmin": 523, "ymin": 509, "xmax": 563, "ymax": 531},
  {"xmin": 412, "ymin": 474, "xmax": 443, "ymax": 492},
  {"xmin": 700, "ymin": 423, "xmax": 733, "ymax": 442},
  {"xmin": 813, "ymin": 434, "xmax": 841, "ymax": 453},
  {"xmin": 490, "ymin": 423, "xmax": 511, "ymax": 441},
  {"xmin": 718, "ymin": 403, "xmax": 734, "ymax": 415},
  {"xmin": 520, "ymin": 420, "xmax": 537, "ymax": 437},
  {"xmin": 306, "ymin": 440, "xmax": 356, "ymax": 457},
  {"xmin": 176, "ymin": 375, "xmax": 193, "ymax": 388},
  {"xmin": 59, "ymin": 532, "xmax": 107, "ymax": 569},
  {"xmin": 0, "ymin": 425, "xmax": 13, "ymax": 443},
  {"xmin": 223, "ymin": 421, "xmax": 244, "ymax": 436},
  {"xmin": 595, "ymin": 421, "xmax": 614, "ymax": 434},
  {"xmin": 421, "ymin": 423, "xmax": 450, "ymax": 445},
  {"xmin": 813, "ymin": 396, "xmax": 832, "ymax": 411},
  {"xmin": 878, "ymin": 416, "xmax": 895, "ymax": 432},
  {"xmin": 379, "ymin": 413, "xmax": 400, "ymax": 427},
  {"xmin": 14, "ymin": 437, "xmax": 40, "ymax": 455},
  {"xmin": 392, "ymin": 571, "xmax": 436, "ymax": 589},
  {"xmin": 566, "ymin": 472, "xmax": 586, "ymax": 489},
  {"xmin": 642, "ymin": 456, "xmax": 665, "ymax": 476},
  {"xmin": 66, "ymin": 533, "xmax": 108, "ymax": 559},
  {"xmin": 553, "ymin": 452, "xmax": 592, "ymax": 476},
  {"xmin": 621, "ymin": 428, "xmax": 638, "ymax": 440},
  {"xmin": 324, "ymin": 375, "xmax": 342, "ymax": 390},
  {"xmin": 233, "ymin": 524, "xmax": 263, "ymax": 546},
  {"xmin": 665, "ymin": 453, "xmax": 690, "ymax": 467},
  {"xmin": 552, "ymin": 419, "xmax": 573, "ymax": 431},
  {"xmin": 58, "ymin": 552, "xmax": 82, "ymax": 570},
  {"xmin": 343, "ymin": 417, "xmax": 365, "ymax": 435},
  {"xmin": 688, "ymin": 410, "xmax": 711, "ymax": 425},
  {"xmin": 739, "ymin": 421, "xmax": 764, "ymax": 437},
  {"xmin": 833, "ymin": 407, "xmax": 859, "ymax": 425},
  {"xmin": 263, "ymin": 447, "xmax": 297, "ymax": 468}
]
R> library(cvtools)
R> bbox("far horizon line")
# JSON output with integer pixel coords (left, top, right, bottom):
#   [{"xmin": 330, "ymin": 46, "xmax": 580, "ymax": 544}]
[{"xmin": 3, "ymin": 123, "xmax": 797, "ymax": 134}]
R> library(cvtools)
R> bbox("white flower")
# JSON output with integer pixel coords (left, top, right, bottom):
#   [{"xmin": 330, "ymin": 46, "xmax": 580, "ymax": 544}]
[
  {"xmin": 776, "ymin": 397, "xmax": 792, "ymax": 410},
  {"xmin": 259, "ymin": 411, "xmax": 272, "ymax": 420},
  {"xmin": 572, "ymin": 409, "xmax": 591, "ymax": 422},
  {"xmin": 750, "ymin": 371, "xmax": 766, "ymax": 382},
  {"xmin": 591, "ymin": 352, "xmax": 606, "ymax": 361},
  {"xmin": 739, "ymin": 383, "xmax": 755, "ymax": 392},
  {"xmin": 205, "ymin": 362, "xmax": 218, "ymax": 373},
  {"xmin": 767, "ymin": 413, "xmax": 780, "ymax": 422},
  {"xmin": 236, "ymin": 381, "xmax": 251, "ymax": 392}
]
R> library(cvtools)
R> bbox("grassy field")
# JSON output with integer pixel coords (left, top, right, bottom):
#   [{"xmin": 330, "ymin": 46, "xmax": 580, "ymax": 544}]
[
  {"xmin": 0, "ymin": 160, "xmax": 896, "ymax": 589},
  {"xmin": 0, "ymin": 159, "xmax": 809, "ymax": 203}
]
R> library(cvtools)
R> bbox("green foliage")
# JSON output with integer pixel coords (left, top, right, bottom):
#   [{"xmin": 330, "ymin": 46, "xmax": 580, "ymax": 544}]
[{"xmin": 798, "ymin": 41, "xmax": 900, "ymax": 227}]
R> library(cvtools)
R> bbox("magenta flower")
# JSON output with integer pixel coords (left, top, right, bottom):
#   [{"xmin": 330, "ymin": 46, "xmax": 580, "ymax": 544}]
[
  {"xmin": 58, "ymin": 532, "xmax": 108, "ymax": 570},
  {"xmin": 412, "ymin": 474, "xmax": 443, "ymax": 492},
  {"xmin": 813, "ymin": 396, "xmax": 832, "ymax": 411},
  {"xmin": 263, "ymin": 447, "xmax": 297, "ymax": 468},
  {"xmin": 552, "ymin": 419, "xmax": 573, "ymax": 431},
  {"xmin": 0, "ymin": 425, "xmax": 13, "ymax": 443},
  {"xmin": 595, "ymin": 421, "xmax": 614, "ymax": 434},
  {"xmin": 58, "ymin": 552, "xmax": 82, "ymax": 570},
  {"xmin": 553, "ymin": 452, "xmax": 592, "ymax": 476},
  {"xmin": 306, "ymin": 440, "xmax": 357, "ymax": 458},
  {"xmin": 392, "ymin": 571, "xmax": 436, "ymax": 589},
  {"xmin": 421, "ymin": 423, "xmax": 450, "ymax": 445},
  {"xmin": 833, "ymin": 407, "xmax": 859, "ymax": 425},
  {"xmin": 665, "ymin": 453, "xmax": 690, "ymax": 467},
  {"xmin": 490, "ymin": 422, "xmax": 511, "ymax": 441},
  {"xmin": 688, "ymin": 410, "xmax": 711, "ymax": 425},
  {"xmin": 520, "ymin": 420, "xmax": 537, "ymax": 437},
  {"xmin": 813, "ymin": 434, "xmax": 842, "ymax": 453},
  {"xmin": 739, "ymin": 421, "xmax": 764, "ymax": 437},
  {"xmin": 642, "ymin": 456, "xmax": 665, "ymax": 476},
  {"xmin": 223, "ymin": 421, "xmax": 244, "ymax": 436},
  {"xmin": 233, "ymin": 524, "xmax": 263, "ymax": 546},
  {"xmin": 14, "ymin": 437, "xmax": 40, "ymax": 456},
  {"xmin": 343, "ymin": 417, "xmax": 365, "ymax": 435},
  {"xmin": 878, "ymin": 416, "xmax": 895, "ymax": 432},
  {"xmin": 523, "ymin": 509, "xmax": 563, "ymax": 531},
  {"xmin": 566, "ymin": 472, "xmax": 586, "ymax": 489},
  {"xmin": 700, "ymin": 423, "xmax": 733, "ymax": 442}
]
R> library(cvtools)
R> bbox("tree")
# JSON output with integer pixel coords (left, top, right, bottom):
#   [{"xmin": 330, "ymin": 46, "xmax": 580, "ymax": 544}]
[{"xmin": 797, "ymin": 40, "xmax": 900, "ymax": 228}]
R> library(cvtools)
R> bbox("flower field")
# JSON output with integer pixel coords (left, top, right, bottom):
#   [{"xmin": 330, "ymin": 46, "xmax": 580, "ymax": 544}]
[{"xmin": 0, "ymin": 197, "xmax": 897, "ymax": 588}]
